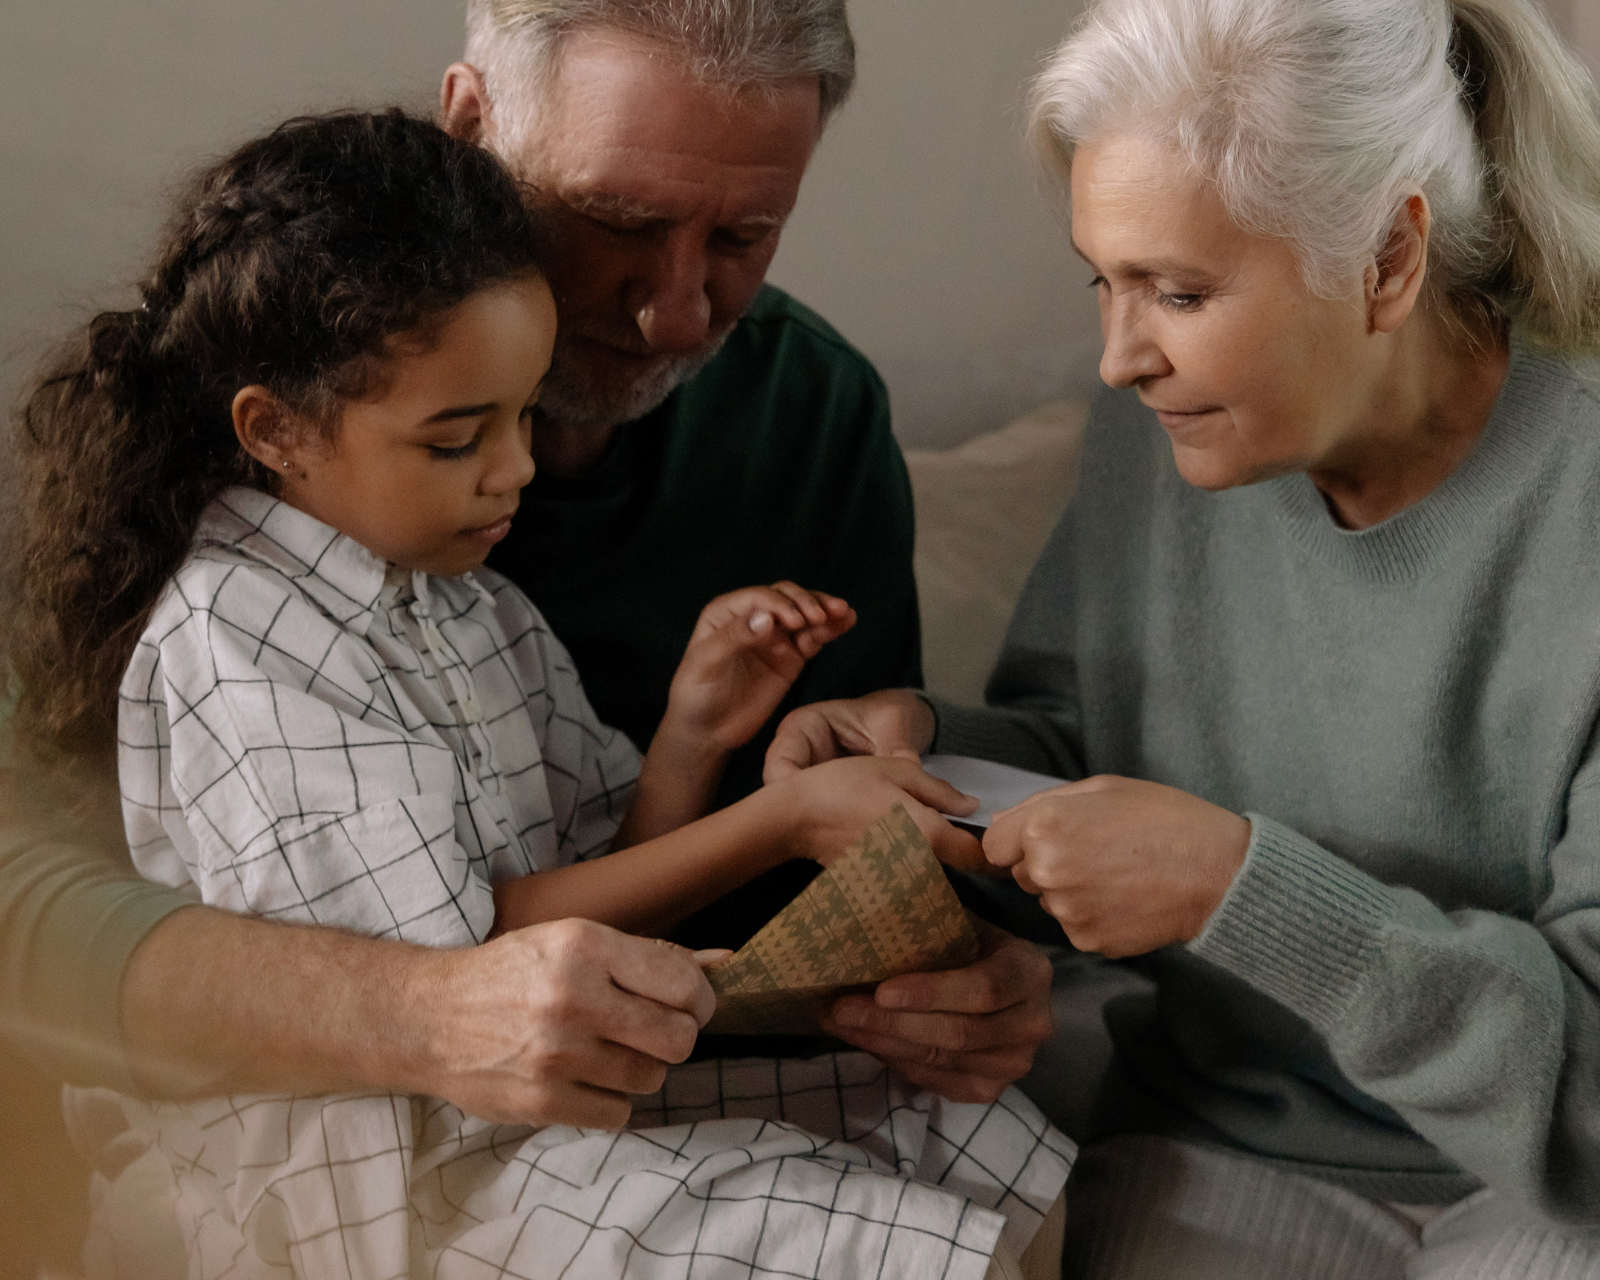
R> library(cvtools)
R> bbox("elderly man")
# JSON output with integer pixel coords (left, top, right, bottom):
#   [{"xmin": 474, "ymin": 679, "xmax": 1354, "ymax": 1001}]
[{"xmin": 1, "ymin": 0, "xmax": 1051, "ymax": 1174}]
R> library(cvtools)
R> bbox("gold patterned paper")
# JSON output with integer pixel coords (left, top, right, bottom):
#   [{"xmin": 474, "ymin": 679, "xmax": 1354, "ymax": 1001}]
[{"xmin": 703, "ymin": 805, "xmax": 981, "ymax": 1035}]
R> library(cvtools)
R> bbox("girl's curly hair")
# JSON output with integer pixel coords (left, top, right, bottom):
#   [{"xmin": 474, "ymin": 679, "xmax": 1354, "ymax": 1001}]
[{"xmin": 5, "ymin": 109, "xmax": 545, "ymax": 754}]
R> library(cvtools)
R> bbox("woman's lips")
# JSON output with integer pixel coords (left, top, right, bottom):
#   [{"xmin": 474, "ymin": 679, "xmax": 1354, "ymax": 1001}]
[{"xmin": 1153, "ymin": 407, "xmax": 1222, "ymax": 434}]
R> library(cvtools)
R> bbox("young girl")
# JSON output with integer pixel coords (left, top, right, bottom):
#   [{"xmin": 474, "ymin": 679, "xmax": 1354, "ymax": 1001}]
[{"xmin": 10, "ymin": 111, "xmax": 1070, "ymax": 1279}]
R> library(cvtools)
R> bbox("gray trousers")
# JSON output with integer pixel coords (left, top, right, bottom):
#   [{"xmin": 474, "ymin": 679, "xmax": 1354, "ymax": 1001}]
[
  {"xmin": 1021, "ymin": 952, "xmax": 1600, "ymax": 1280},
  {"xmin": 1064, "ymin": 1134, "xmax": 1600, "ymax": 1280}
]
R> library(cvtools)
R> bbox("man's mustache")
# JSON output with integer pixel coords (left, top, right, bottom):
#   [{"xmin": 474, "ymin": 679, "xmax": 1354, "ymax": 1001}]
[{"xmin": 557, "ymin": 317, "xmax": 735, "ymax": 361}]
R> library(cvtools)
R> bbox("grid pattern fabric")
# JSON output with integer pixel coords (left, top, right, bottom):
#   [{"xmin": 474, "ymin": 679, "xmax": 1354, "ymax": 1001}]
[
  {"xmin": 96, "ymin": 488, "xmax": 1073, "ymax": 1278},
  {"xmin": 117, "ymin": 487, "xmax": 641, "ymax": 947}
]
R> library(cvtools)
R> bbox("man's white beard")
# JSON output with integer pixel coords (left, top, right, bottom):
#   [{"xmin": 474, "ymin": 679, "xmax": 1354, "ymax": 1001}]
[{"xmin": 537, "ymin": 327, "xmax": 734, "ymax": 432}]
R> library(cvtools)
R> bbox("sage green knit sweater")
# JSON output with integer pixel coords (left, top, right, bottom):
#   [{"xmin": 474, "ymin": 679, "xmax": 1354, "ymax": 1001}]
[{"xmin": 933, "ymin": 341, "xmax": 1600, "ymax": 1220}]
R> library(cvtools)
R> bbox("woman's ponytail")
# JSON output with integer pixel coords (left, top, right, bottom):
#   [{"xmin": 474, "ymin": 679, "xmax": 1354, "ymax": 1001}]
[{"xmin": 1450, "ymin": 0, "xmax": 1600, "ymax": 350}]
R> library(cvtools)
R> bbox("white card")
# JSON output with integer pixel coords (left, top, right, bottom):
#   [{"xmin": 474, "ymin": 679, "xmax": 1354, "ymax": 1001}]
[{"xmin": 920, "ymin": 754, "xmax": 1066, "ymax": 829}]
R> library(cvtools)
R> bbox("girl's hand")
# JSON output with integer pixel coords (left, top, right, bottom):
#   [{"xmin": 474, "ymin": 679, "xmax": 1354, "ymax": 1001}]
[
  {"xmin": 982, "ymin": 775, "xmax": 1251, "ymax": 957},
  {"xmin": 664, "ymin": 583, "xmax": 857, "ymax": 753},
  {"xmin": 771, "ymin": 755, "xmax": 985, "ymax": 872}
]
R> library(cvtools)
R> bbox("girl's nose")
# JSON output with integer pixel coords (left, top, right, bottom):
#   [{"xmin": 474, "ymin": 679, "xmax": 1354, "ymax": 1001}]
[{"xmin": 481, "ymin": 428, "xmax": 537, "ymax": 495}]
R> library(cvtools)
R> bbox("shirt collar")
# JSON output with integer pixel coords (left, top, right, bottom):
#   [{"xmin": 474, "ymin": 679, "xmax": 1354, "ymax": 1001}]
[{"xmin": 198, "ymin": 487, "xmax": 390, "ymax": 636}]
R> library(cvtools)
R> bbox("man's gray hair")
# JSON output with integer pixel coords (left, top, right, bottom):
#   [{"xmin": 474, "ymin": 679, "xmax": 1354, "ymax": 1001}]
[{"xmin": 466, "ymin": 0, "xmax": 856, "ymax": 146}]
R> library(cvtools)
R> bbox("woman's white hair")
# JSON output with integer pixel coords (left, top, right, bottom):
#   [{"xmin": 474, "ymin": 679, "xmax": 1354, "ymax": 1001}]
[
  {"xmin": 1031, "ymin": 0, "xmax": 1600, "ymax": 351},
  {"xmin": 465, "ymin": 0, "xmax": 855, "ymax": 153}
]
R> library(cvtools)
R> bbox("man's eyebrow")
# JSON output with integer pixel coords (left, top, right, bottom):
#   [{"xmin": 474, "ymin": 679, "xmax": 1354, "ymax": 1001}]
[
  {"xmin": 567, "ymin": 192, "xmax": 670, "ymax": 222},
  {"xmin": 421, "ymin": 403, "xmax": 497, "ymax": 425},
  {"xmin": 569, "ymin": 191, "xmax": 787, "ymax": 231}
]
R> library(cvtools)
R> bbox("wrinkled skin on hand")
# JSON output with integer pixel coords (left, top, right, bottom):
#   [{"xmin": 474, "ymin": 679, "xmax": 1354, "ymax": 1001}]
[
  {"xmin": 984, "ymin": 775, "xmax": 1251, "ymax": 959},
  {"xmin": 820, "ymin": 918, "xmax": 1054, "ymax": 1104},
  {"xmin": 426, "ymin": 919, "xmax": 716, "ymax": 1129}
]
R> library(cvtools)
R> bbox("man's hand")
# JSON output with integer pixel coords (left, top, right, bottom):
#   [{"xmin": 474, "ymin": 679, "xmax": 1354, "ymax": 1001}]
[
  {"xmin": 665, "ymin": 584, "xmax": 856, "ymax": 753},
  {"xmin": 764, "ymin": 689, "xmax": 936, "ymax": 782},
  {"xmin": 123, "ymin": 909, "xmax": 716, "ymax": 1132},
  {"xmin": 983, "ymin": 775, "xmax": 1250, "ymax": 958},
  {"xmin": 818, "ymin": 919, "xmax": 1052, "ymax": 1103},
  {"xmin": 421, "ymin": 920, "xmax": 718, "ymax": 1129}
]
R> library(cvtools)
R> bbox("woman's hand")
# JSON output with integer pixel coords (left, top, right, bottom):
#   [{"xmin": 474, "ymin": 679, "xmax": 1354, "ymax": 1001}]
[
  {"xmin": 663, "ymin": 583, "xmax": 856, "ymax": 754},
  {"xmin": 982, "ymin": 775, "xmax": 1251, "ymax": 957},
  {"xmin": 772, "ymin": 755, "xmax": 984, "ymax": 872},
  {"xmin": 763, "ymin": 689, "xmax": 936, "ymax": 781}
]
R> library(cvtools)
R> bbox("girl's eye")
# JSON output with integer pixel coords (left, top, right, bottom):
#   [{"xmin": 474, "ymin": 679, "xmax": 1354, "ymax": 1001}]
[{"xmin": 428, "ymin": 441, "xmax": 478, "ymax": 460}]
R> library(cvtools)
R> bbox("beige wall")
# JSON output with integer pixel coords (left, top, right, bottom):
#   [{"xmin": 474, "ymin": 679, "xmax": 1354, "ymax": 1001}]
[
  {"xmin": 3, "ymin": 0, "xmax": 1598, "ymax": 453},
  {"xmin": 767, "ymin": 0, "xmax": 1099, "ymax": 448},
  {"xmin": 0, "ymin": 0, "xmax": 1093, "ymax": 451}
]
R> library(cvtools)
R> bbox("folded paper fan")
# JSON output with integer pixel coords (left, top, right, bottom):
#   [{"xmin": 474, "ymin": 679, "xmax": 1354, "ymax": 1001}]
[{"xmin": 703, "ymin": 804, "xmax": 981, "ymax": 1036}]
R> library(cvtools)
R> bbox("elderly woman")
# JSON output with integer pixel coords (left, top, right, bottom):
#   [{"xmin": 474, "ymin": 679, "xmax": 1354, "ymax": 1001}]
[{"xmin": 771, "ymin": 0, "xmax": 1600, "ymax": 1274}]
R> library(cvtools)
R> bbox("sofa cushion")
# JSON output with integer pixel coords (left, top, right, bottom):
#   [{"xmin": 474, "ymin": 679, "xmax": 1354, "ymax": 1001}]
[{"xmin": 905, "ymin": 401, "xmax": 1086, "ymax": 705}]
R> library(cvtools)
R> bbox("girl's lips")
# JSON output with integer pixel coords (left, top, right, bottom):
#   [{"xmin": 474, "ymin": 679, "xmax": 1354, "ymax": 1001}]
[{"xmin": 463, "ymin": 515, "xmax": 514, "ymax": 544}]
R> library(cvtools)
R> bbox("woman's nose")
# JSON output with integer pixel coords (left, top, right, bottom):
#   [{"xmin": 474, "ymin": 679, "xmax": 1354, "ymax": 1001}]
[{"xmin": 1099, "ymin": 300, "xmax": 1171, "ymax": 389}]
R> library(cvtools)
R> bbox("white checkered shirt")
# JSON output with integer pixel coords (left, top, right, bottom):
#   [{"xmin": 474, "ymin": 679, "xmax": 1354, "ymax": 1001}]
[
  {"xmin": 118, "ymin": 486, "xmax": 640, "ymax": 946},
  {"xmin": 91, "ymin": 487, "xmax": 1072, "ymax": 1280}
]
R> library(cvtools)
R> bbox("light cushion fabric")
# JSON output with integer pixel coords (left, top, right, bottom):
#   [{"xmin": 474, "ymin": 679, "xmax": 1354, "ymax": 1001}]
[{"xmin": 905, "ymin": 402, "xmax": 1086, "ymax": 704}]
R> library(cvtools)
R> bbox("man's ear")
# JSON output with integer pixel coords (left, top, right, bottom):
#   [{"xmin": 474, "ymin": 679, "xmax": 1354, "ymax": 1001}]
[
  {"xmin": 1367, "ymin": 193, "xmax": 1432, "ymax": 335},
  {"xmin": 232, "ymin": 386, "xmax": 306, "ymax": 476},
  {"xmin": 441, "ymin": 62, "xmax": 493, "ymax": 146}
]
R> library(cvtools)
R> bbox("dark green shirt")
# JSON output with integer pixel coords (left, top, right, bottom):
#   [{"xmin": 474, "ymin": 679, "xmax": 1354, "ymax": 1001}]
[{"xmin": 489, "ymin": 285, "xmax": 921, "ymax": 804}]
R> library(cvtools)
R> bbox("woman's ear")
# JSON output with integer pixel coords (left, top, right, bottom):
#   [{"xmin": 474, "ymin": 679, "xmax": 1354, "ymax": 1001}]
[
  {"xmin": 1367, "ymin": 194, "xmax": 1432, "ymax": 335},
  {"xmin": 232, "ymin": 386, "xmax": 305, "ymax": 477}
]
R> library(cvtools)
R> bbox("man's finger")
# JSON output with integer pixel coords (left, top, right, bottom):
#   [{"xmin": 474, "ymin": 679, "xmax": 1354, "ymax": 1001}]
[
  {"xmin": 577, "ymin": 1039, "xmax": 674, "ymax": 1098},
  {"xmin": 869, "ymin": 954, "xmax": 1034, "ymax": 1017},
  {"xmin": 823, "ymin": 994, "xmax": 1049, "ymax": 1053},
  {"xmin": 605, "ymin": 935, "xmax": 718, "ymax": 1028}
]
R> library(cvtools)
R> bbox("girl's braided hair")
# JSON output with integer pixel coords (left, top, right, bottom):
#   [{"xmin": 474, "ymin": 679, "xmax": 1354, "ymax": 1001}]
[{"xmin": 5, "ymin": 109, "xmax": 545, "ymax": 754}]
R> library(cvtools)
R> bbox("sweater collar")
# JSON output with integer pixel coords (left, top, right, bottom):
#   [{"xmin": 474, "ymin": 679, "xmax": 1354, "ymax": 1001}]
[{"xmin": 1266, "ymin": 336, "xmax": 1592, "ymax": 583}]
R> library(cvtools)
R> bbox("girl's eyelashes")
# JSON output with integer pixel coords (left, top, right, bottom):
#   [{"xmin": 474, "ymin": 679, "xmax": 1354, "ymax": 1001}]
[{"xmin": 428, "ymin": 440, "xmax": 479, "ymax": 461}]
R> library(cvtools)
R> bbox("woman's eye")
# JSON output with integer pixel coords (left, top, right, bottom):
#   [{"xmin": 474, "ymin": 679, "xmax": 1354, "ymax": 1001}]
[
  {"xmin": 1158, "ymin": 291, "xmax": 1206, "ymax": 312},
  {"xmin": 1087, "ymin": 275, "xmax": 1108, "ymax": 290},
  {"xmin": 428, "ymin": 441, "xmax": 478, "ymax": 460}
]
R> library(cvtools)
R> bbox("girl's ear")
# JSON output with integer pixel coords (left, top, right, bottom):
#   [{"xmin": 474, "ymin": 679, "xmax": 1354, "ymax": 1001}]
[{"xmin": 232, "ymin": 385, "xmax": 306, "ymax": 475}]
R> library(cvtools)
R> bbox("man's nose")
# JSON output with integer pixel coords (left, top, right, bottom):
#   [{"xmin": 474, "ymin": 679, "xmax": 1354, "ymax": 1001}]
[
  {"xmin": 1099, "ymin": 299, "xmax": 1170, "ymax": 389},
  {"xmin": 625, "ymin": 234, "xmax": 713, "ymax": 353}
]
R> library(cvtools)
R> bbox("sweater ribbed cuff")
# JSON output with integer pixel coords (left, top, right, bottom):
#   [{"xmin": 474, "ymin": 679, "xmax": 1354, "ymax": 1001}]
[
  {"xmin": 927, "ymin": 696, "xmax": 1033, "ymax": 765},
  {"xmin": 1190, "ymin": 814, "xmax": 1399, "ymax": 1033}
]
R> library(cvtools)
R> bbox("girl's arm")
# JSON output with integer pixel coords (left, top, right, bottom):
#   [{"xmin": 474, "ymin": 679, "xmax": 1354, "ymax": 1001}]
[
  {"xmin": 612, "ymin": 583, "xmax": 857, "ymax": 848},
  {"xmin": 494, "ymin": 755, "xmax": 984, "ymax": 937}
]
